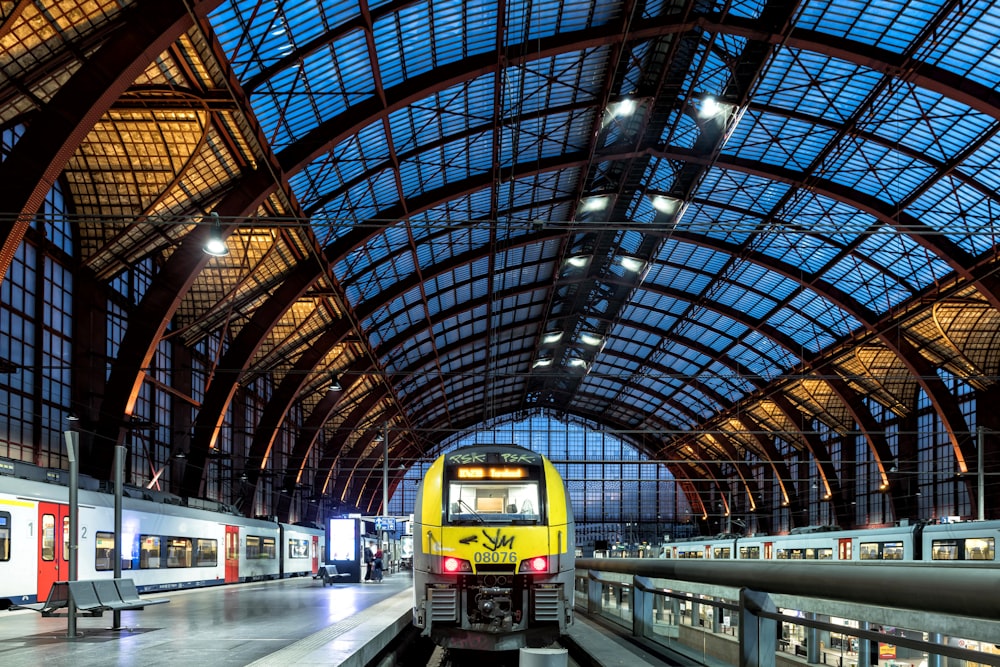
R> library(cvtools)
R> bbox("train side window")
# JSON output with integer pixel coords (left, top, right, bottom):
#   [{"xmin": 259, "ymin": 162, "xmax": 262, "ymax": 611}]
[
  {"xmin": 140, "ymin": 535, "xmax": 162, "ymax": 568},
  {"xmin": 288, "ymin": 538, "xmax": 309, "ymax": 559},
  {"xmin": 95, "ymin": 531, "xmax": 115, "ymax": 570},
  {"xmin": 817, "ymin": 548, "xmax": 833, "ymax": 559},
  {"xmin": 882, "ymin": 541, "xmax": 903, "ymax": 560},
  {"xmin": 931, "ymin": 539, "xmax": 958, "ymax": 560},
  {"xmin": 0, "ymin": 511, "xmax": 10, "ymax": 561},
  {"xmin": 859, "ymin": 542, "xmax": 879, "ymax": 560},
  {"xmin": 262, "ymin": 537, "xmax": 276, "ymax": 559},
  {"xmin": 195, "ymin": 539, "xmax": 218, "ymax": 567},
  {"xmin": 41, "ymin": 513, "xmax": 55, "ymax": 561},
  {"xmin": 739, "ymin": 546, "xmax": 760, "ymax": 559},
  {"xmin": 246, "ymin": 535, "xmax": 261, "ymax": 559},
  {"xmin": 167, "ymin": 537, "xmax": 192, "ymax": 567},
  {"xmin": 966, "ymin": 538, "xmax": 994, "ymax": 561}
]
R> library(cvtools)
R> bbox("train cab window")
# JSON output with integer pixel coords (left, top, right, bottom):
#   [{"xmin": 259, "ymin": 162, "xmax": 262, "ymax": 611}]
[
  {"xmin": 966, "ymin": 538, "xmax": 994, "ymax": 560},
  {"xmin": 140, "ymin": 535, "xmax": 162, "ymax": 568},
  {"xmin": 0, "ymin": 511, "xmax": 10, "ymax": 561},
  {"xmin": 195, "ymin": 539, "xmax": 218, "ymax": 566},
  {"xmin": 41, "ymin": 513, "xmax": 55, "ymax": 561},
  {"xmin": 447, "ymin": 481, "xmax": 541, "ymax": 523}
]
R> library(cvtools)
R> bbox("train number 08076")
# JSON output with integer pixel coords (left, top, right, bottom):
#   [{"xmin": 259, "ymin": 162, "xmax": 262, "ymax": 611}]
[{"xmin": 473, "ymin": 551, "xmax": 517, "ymax": 563}]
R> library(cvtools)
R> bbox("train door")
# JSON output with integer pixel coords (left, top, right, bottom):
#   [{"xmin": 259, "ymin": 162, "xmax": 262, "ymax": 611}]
[
  {"xmin": 838, "ymin": 538, "xmax": 853, "ymax": 561},
  {"xmin": 224, "ymin": 525, "xmax": 240, "ymax": 583},
  {"xmin": 763, "ymin": 541, "xmax": 773, "ymax": 559},
  {"xmin": 311, "ymin": 535, "xmax": 319, "ymax": 574},
  {"xmin": 37, "ymin": 502, "xmax": 69, "ymax": 601}
]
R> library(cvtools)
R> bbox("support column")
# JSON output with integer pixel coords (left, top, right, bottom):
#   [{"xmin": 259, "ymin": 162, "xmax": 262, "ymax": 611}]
[
  {"xmin": 739, "ymin": 588, "xmax": 777, "ymax": 667},
  {"xmin": 632, "ymin": 577, "xmax": 654, "ymax": 639},
  {"xmin": 806, "ymin": 612, "xmax": 820, "ymax": 664}
]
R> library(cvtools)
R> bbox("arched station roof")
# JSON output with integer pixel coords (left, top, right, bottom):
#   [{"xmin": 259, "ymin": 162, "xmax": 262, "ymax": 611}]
[{"xmin": 2, "ymin": 0, "xmax": 1000, "ymax": 522}]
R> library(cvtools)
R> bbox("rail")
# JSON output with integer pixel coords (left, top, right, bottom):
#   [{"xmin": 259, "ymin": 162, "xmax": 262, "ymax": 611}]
[{"xmin": 574, "ymin": 558, "xmax": 1000, "ymax": 667}]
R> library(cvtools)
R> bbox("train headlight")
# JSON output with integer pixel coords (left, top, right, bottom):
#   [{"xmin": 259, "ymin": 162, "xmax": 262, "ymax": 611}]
[
  {"xmin": 518, "ymin": 556, "xmax": 548, "ymax": 573},
  {"xmin": 442, "ymin": 556, "xmax": 472, "ymax": 573}
]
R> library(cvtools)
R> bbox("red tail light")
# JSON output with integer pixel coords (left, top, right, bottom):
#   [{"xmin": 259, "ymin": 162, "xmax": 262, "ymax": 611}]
[
  {"xmin": 442, "ymin": 557, "xmax": 472, "ymax": 573},
  {"xmin": 518, "ymin": 555, "xmax": 549, "ymax": 572}
]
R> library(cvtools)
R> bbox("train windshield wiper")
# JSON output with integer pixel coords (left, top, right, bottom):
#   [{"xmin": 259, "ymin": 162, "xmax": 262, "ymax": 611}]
[{"xmin": 459, "ymin": 499, "xmax": 485, "ymax": 523}]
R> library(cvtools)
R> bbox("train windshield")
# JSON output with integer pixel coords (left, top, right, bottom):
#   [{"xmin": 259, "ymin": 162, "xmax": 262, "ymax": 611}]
[{"xmin": 446, "ymin": 481, "xmax": 541, "ymax": 524}]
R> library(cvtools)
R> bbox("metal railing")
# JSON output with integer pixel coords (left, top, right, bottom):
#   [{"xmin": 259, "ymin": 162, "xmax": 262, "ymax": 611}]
[{"xmin": 574, "ymin": 558, "xmax": 1000, "ymax": 667}]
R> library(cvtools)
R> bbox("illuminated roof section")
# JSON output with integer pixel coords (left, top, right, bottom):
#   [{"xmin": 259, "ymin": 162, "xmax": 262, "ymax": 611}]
[{"xmin": 202, "ymin": 0, "xmax": 1000, "ymax": 465}]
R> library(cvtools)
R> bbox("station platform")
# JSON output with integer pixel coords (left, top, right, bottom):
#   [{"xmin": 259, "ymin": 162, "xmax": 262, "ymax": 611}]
[{"xmin": 1, "ymin": 573, "xmax": 412, "ymax": 666}]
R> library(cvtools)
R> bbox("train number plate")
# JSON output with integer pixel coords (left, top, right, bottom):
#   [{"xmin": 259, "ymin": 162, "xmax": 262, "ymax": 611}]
[{"xmin": 473, "ymin": 551, "xmax": 517, "ymax": 564}]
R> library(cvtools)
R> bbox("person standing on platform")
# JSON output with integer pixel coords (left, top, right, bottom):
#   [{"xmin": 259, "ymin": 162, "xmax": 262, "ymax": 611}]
[
  {"xmin": 373, "ymin": 547, "xmax": 384, "ymax": 582},
  {"xmin": 364, "ymin": 543, "xmax": 374, "ymax": 582}
]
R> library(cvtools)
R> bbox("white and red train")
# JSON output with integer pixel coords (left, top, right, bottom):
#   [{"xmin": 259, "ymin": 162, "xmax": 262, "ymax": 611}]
[
  {"xmin": 660, "ymin": 521, "xmax": 998, "ymax": 563},
  {"xmin": 0, "ymin": 466, "xmax": 324, "ymax": 609}
]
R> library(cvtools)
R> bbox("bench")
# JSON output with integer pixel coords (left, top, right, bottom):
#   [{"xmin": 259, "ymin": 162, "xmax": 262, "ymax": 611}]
[
  {"xmin": 316, "ymin": 564, "xmax": 351, "ymax": 586},
  {"xmin": 9, "ymin": 579, "xmax": 168, "ymax": 617}
]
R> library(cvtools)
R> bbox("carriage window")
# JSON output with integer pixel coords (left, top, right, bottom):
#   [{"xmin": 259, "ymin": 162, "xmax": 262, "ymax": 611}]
[
  {"xmin": 167, "ymin": 537, "xmax": 192, "ymax": 567},
  {"xmin": 739, "ymin": 546, "xmax": 760, "ymax": 559},
  {"xmin": 965, "ymin": 538, "xmax": 994, "ymax": 560},
  {"xmin": 63, "ymin": 517, "xmax": 70, "ymax": 561},
  {"xmin": 96, "ymin": 531, "xmax": 115, "ymax": 571},
  {"xmin": 713, "ymin": 547, "xmax": 731, "ymax": 558},
  {"xmin": 288, "ymin": 538, "xmax": 309, "ymax": 559},
  {"xmin": 195, "ymin": 539, "xmax": 218, "ymax": 566},
  {"xmin": 246, "ymin": 535, "xmax": 262, "ymax": 559},
  {"xmin": 817, "ymin": 548, "xmax": 834, "ymax": 559},
  {"xmin": 882, "ymin": 542, "xmax": 903, "ymax": 560},
  {"xmin": 0, "ymin": 512, "xmax": 10, "ymax": 561},
  {"xmin": 140, "ymin": 535, "xmax": 162, "ymax": 568},
  {"xmin": 931, "ymin": 539, "xmax": 958, "ymax": 560},
  {"xmin": 261, "ymin": 537, "xmax": 276, "ymax": 559},
  {"xmin": 859, "ymin": 542, "xmax": 879, "ymax": 560},
  {"xmin": 447, "ymin": 481, "xmax": 540, "ymax": 523}
]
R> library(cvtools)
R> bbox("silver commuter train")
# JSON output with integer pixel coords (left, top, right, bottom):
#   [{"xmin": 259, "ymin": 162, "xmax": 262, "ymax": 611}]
[
  {"xmin": 660, "ymin": 520, "xmax": 998, "ymax": 563},
  {"xmin": 0, "ymin": 464, "xmax": 324, "ymax": 608}
]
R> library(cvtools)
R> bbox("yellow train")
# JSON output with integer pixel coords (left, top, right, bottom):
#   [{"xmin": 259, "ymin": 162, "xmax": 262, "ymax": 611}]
[{"xmin": 411, "ymin": 444, "xmax": 575, "ymax": 651}]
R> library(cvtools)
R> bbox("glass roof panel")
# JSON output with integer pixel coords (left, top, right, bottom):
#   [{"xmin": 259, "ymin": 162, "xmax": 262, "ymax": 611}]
[
  {"xmin": 724, "ymin": 109, "xmax": 837, "ymax": 172},
  {"xmin": 907, "ymin": 177, "xmax": 999, "ymax": 256},
  {"xmin": 373, "ymin": 0, "xmax": 497, "ymax": 89},
  {"xmin": 691, "ymin": 169, "xmax": 790, "ymax": 217},
  {"xmin": 729, "ymin": 331, "xmax": 795, "ymax": 380},
  {"xmin": 921, "ymin": 1, "xmax": 1000, "ymax": 88},
  {"xmin": 853, "ymin": 228, "xmax": 952, "ymax": 292},
  {"xmin": 960, "ymin": 130, "xmax": 1000, "ymax": 193},
  {"xmin": 795, "ymin": 0, "xmax": 934, "ymax": 53},
  {"xmin": 676, "ymin": 311, "xmax": 746, "ymax": 354},
  {"xmin": 821, "ymin": 135, "xmax": 935, "ymax": 204},
  {"xmin": 822, "ymin": 254, "xmax": 912, "ymax": 311},
  {"xmin": 253, "ymin": 29, "xmax": 375, "ymax": 151},
  {"xmin": 754, "ymin": 48, "xmax": 881, "ymax": 124}
]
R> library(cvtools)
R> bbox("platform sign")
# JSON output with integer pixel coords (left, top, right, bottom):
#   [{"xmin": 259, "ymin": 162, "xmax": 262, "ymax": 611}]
[{"xmin": 374, "ymin": 516, "xmax": 397, "ymax": 532}]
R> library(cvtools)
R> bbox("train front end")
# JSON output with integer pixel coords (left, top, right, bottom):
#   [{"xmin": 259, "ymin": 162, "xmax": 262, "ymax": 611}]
[{"xmin": 412, "ymin": 445, "xmax": 575, "ymax": 651}]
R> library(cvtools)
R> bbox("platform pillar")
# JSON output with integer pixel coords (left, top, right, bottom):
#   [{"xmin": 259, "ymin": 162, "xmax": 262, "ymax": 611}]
[{"xmin": 739, "ymin": 588, "xmax": 776, "ymax": 667}]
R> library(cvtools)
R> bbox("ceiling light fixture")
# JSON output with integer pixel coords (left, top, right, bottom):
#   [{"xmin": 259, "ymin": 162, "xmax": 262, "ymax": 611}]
[
  {"xmin": 327, "ymin": 374, "xmax": 342, "ymax": 392},
  {"xmin": 579, "ymin": 332, "xmax": 603, "ymax": 346},
  {"xmin": 620, "ymin": 256, "xmax": 645, "ymax": 273},
  {"xmin": 579, "ymin": 196, "xmax": 610, "ymax": 213},
  {"xmin": 566, "ymin": 255, "xmax": 590, "ymax": 268},
  {"xmin": 651, "ymin": 195, "xmax": 680, "ymax": 214},
  {"xmin": 203, "ymin": 212, "xmax": 229, "ymax": 257},
  {"xmin": 541, "ymin": 331, "xmax": 563, "ymax": 344},
  {"xmin": 532, "ymin": 357, "xmax": 553, "ymax": 368}
]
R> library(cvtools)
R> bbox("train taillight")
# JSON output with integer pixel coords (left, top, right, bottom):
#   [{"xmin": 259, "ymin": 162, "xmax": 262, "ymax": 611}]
[
  {"xmin": 443, "ymin": 557, "xmax": 472, "ymax": 573},
  {"xmin": 518, "ymin": 556, "xmax": 548, "ymax": 573}
]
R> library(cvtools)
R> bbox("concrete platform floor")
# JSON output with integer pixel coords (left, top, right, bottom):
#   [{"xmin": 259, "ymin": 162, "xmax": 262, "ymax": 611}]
[{"xmin": 0, "ymin": 573, "xmax": 412, "ymax": 666}]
